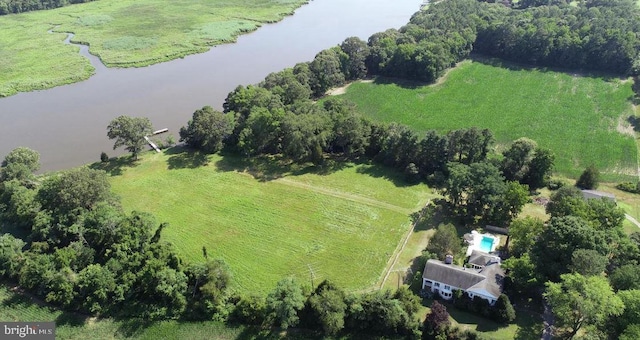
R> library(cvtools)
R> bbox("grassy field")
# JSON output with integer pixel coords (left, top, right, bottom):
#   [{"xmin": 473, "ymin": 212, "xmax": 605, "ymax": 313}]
[
  {"xmin": 0, "ymin": 284, "xmax": 319, "ymax": 339},
  {"xmin": 337, "ymin": 59, "xmax": 638, "ymax": 181},
  {"xmin": 0, "ymin": 0, "xmax": 307, "ymax": 97},
  {"xmin": 106, "ymin": 148, "xmax": 433, "ymax": 294}
]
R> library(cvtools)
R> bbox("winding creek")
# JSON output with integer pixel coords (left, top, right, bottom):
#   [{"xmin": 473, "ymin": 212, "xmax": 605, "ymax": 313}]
[{"xmin": 0, "ymin": 0, "xmax": 424, "ymax": 171}]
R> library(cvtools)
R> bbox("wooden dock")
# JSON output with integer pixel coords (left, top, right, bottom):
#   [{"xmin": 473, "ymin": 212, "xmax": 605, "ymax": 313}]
[{"xmin": 144, "ymin": 136, "xmax": 161, "ymax": 153}]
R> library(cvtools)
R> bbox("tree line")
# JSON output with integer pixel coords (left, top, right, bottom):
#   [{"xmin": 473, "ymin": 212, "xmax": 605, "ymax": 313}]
[{"xmin": 0, "ymin": 0, "xmax": 96, "ymax": 15}]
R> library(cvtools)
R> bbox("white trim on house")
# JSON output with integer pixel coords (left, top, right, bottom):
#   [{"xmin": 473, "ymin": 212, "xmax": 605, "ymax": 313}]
[{"xmin": 421, "ymin": 258, "xmax": 504, "ymax": 306}]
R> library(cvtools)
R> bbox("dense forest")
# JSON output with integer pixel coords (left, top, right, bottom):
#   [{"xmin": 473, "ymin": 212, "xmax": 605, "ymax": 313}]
[
  {"xmin": 1, "ymin": 0, "xmax": 640, "ymax": 338},
  {"xmin": 0, "ymin": 0, "xmax": 96, "ymax": 15}
]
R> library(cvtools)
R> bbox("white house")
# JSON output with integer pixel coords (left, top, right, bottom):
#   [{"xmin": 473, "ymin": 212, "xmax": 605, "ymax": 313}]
[{"xmin": 421, "ymin": 257, "xmax": 504, "ymax": 305}]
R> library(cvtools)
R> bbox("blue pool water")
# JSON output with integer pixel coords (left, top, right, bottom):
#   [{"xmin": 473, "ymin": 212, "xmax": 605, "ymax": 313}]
[{"xmin": 479, "ymin": 236, "xmax": 494, "ymax": 253}]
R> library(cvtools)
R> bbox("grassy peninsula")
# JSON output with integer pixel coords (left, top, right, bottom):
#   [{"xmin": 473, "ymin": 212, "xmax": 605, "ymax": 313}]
[{"xmin": 0, "ymin": 0, "xmax": 307, "ymax": 97}]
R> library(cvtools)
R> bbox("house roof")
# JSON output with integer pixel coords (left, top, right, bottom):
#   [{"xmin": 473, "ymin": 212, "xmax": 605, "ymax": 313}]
[
  {"xmin": 422, "ymin": 259, "xmax": 485, "ymax": 290},
  {"xmin": 468, "ymin": 250, "xmax": 498, "ymax": 267},
  {"xmin": 422, "ymin": 259, "xmax": 504, "ymax": 298},
  {"xmin": 581, "ymin": 190, "xmax": 615, "ymax": 200},
  {"xmin": 467, "ymin": 264, "xmax": 505, "ymax": 299}
]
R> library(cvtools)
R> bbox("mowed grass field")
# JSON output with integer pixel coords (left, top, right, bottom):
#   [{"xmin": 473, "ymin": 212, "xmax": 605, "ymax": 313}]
[
  {"xmin": 338, "ymin": 59, "xmax": 638, "ymax": 181},
  {"xmin": 108, "ymin": 150, "xmax": 433, "ymax": 294},
  {"xmin": 0, "ymin": 0, "xmax": 307, "ymax": 97}
]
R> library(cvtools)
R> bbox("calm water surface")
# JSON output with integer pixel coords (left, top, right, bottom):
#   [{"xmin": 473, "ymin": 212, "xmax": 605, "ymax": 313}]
[{"xmin": 0, "ymin": 0, "xmax": 423, "ymax": 171}]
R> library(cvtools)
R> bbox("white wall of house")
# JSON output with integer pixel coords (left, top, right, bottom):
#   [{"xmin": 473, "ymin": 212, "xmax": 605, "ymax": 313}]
[{"xmin": 422, "ymin": 278, "xmax": 498, "ymax": 305}]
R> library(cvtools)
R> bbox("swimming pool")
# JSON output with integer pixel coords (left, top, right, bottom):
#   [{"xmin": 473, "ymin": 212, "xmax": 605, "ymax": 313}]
[{"xmin": 479, "ymin": 236, "xmax": 495, "ymax": 253}]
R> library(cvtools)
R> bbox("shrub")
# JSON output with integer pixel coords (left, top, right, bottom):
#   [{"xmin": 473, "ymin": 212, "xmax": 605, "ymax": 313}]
[
  {"xmin": 576, "ymin": 165, "xmax": 600, "ymax": 190},
  {"xmin": 100, "ymin": 152, "xmax": 109, "ymax": 162},
  {"xmin": 230, "ymin": 294, "xmax": 266, "ymax": 325},
  {"xmin": 492, "ymin": 294, "xmax": 516, "ymax": 324},
  {"xmin": 547, "ymin": 178, "xmax": 566, "ymax": 190},
  {"xmin": 423, "ymin": 300, "xmax": 450, "ymax": 338},
  {"xmin": 617, "ymin": 182, "xmax": 640, "ymax": 194}
]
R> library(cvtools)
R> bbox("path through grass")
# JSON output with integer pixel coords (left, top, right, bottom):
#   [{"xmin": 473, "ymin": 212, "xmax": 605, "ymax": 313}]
[{"xmin": 107, "ymin": 149, "xmax": 432, "ymax": 294}]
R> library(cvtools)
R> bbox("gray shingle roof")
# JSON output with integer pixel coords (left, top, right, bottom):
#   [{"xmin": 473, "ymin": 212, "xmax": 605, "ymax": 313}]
[
  {"xmin": 422, "ymin": 259, "xmax": 504, "ymax": 298},
  {"xmin": 468, "ymin": 250, "xmax": 499, "ymax": 267},
  {"xmin": 422, "ymin": 260, "xmax": 485, "ymax": 290}
]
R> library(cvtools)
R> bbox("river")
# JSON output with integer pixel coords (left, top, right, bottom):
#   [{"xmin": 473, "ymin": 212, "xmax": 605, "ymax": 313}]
[{"xmin": 0, "ymin": 0, "xmax": 424, "ymax": 172}]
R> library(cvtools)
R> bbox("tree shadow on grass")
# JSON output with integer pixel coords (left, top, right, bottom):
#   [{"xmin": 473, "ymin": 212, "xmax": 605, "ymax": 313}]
[
  {"xmin": 166, "ymin": 146, "xmax": 210, "ymax": 170},
  {"xmin": 627, "ymin": 115, "xmax": 640, "ymax": 132},
  {"xmin": 372, "ymin": 76, "xmax": 429, "ymax": 89},
  {"xmin": 114, "ymin": 318, "xmax": 154, "ymax": 338},
  {"xmin": 470, "ymin": 53, "xmax": 625, "ymax": 82},
  {"xmin": 354, "ymin": 162, "xmax": 414, "ymax": 188},
  {"xmin": 213, "ymin": 154, "xmax": 351, "ymax": 182},
  {"xmin": 1, "ymin": 286, "xmax": 88, "ymax": 327},
  {"xmin": 89, "ymin": 155, "xmax": 137, "ymax": 177}
]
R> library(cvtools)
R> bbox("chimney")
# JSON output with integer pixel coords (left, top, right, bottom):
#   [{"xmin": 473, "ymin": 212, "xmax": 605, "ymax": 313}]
[{"xmin": 445, "ymin": 254, "xmax": 453, "ymax": 264}]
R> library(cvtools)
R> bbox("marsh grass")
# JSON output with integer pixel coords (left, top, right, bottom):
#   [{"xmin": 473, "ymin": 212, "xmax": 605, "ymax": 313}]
[
  {"xmin": 338, "ymin": 59, "xmax": 638, "ymax": 181},
  {"xmin": 0, "ymin": 0, "xmax": 307, "ymax": 96}
]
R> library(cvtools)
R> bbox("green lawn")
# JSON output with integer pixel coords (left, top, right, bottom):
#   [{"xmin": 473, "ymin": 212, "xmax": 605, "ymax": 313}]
[
  {"xmin": 107, "ymin": 149, "xmax": 432, "ymax": 294},
  {"xmin": 0, "ymin": 0, "xmax": 307, "ymax": 97},
  {"xmin": 337, "ymin": 59, "xmax": 638, "ymax": 181},
  {"xmin": 0, "ymin": 284, "xmax": 311, "ymax": 339},
  {"xmin": 419, "ymin": 299, "xmax": 543, "ymax": 340}
]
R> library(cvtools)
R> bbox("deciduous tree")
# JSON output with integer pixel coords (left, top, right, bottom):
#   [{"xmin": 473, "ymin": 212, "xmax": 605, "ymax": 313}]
[
  {"xmin": 180, "ymin": 106, "xmax": 235, "ymax": 154},
  {"xmin": 545, "ymin": 273, "xmax": 623, "ymax": 339},
  {"xmin": 0, "ymin": 147, "xmax": 40, "ymax": 182},
  {"xmin": 266, "ymin": 277, "xmax": 306, "ymax": 329},
  {"xmin": 576, "ymin": 165, "xmax": 600, "ymax": 190},
  {"xmin": 107, "ymin": 115, "xmax": 153, "ymax": 160}
]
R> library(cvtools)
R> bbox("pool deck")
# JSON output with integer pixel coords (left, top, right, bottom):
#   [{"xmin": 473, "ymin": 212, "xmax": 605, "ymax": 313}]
[{"xmin": 465, "ymin": 230, "xmax": 500, "ymax": 257}]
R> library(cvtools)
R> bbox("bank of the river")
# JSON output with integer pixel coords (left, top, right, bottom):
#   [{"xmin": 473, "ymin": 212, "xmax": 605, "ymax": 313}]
[
  {"xmin": 0, "ymin": 0, "xmax": 308, "ymax": 97},
  {"xmin": 0, "ymin": 0, "xmax": 424, "ymax": 172}
]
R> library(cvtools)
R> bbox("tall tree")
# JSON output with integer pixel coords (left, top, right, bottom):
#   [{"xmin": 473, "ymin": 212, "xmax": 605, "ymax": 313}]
[
  {"xmin": 309, "ymin": 47, "xmax": 347, "ymax": 97},
  {"xmin": 340, "ymin": 37, "xmax": 370, "ymax": 80},
  {"xmin": 106, "ymin": 115, "xmax": 153, "ymax": 160},
  {"xmin": 0, "ymin": 147, "xmax": 40, "ymax": 182},
  {"xmin": 531, "ymin": 216, "xmax": 609, "ymax": 282},
  {"xmin": 266, "ymin": 277, "xmax": 306, "ymax": 329},
  {"xmin": 576, "ymin": 165, "xmax": 600, "ymax": 190},
  {"xmin": 522, "ymin": 147, "xmax": 555, "ymax": 190},
  {"xmin": 179, "ymin": 106, "xmax": 235, "ymax": 154},
  {"xmin": 545, "ymin": 273, "xmax": 623, "ymax": 339},
  {"xmin": 508, "ymin": 217, "xmax": 545, "ymax": 257},
  {"xmin": 426, "ymin": 223, "xmax": 461, "ymax": 260},
  {"xmin": 569, "ymin": 249, "xmax": 608, "ymax": 276},
  {"xmin": 422, "ymin": 300, "xmax": 450, "ymax": 339},
  {"xmin": 305, "ymin": 280, "xmax": 347, "ymax": 335},
  {"xmin": 501, "ymin": 138, "xmax": 537, "ymax": 182}
]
